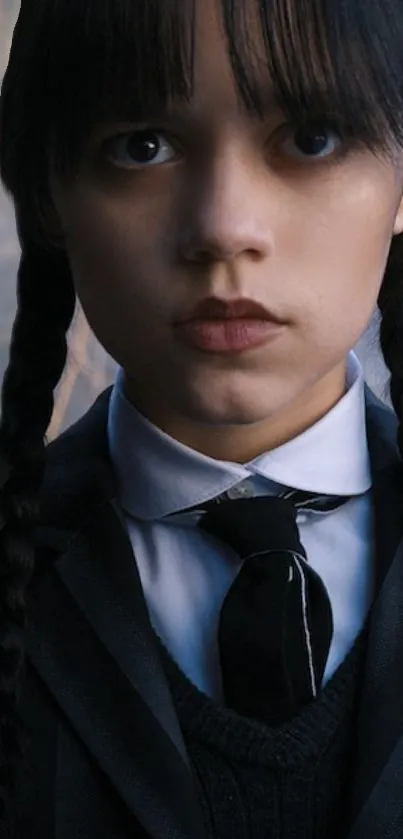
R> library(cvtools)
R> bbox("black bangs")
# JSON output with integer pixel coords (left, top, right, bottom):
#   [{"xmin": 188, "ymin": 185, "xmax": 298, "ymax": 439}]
[
  {"xmin": 223, "ymin": 0, "xmax": 403, "ymax": 154},
  {"xmin": 3, "ymin": 0, "xmax": 403, "ymax": 234},
  {"xmin": 48, "ymin": 0, "xmax": 403, "ymax": 163},
  {"xmin": 29, "ymin": 0, "xmax": 198, "ymax": 172},
  {"xmin": 47, "ymin": 0, "xmax": 403, "ymax": 167}
]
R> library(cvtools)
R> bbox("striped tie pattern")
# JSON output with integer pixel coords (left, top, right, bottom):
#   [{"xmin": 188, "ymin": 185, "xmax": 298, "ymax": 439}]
[{"xmin": 279, "ymin": 487, "xmax": 348, "ymax": 513}]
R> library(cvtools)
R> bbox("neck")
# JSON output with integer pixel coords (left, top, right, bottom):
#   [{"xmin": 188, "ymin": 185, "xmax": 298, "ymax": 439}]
[{"xmin": 124, "ymin": 362, "xmax": 347, "ymax": 463}]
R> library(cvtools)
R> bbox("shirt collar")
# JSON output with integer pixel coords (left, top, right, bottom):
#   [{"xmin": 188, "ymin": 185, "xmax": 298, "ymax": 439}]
[{"xmin": 107, "ymin": 352, "xmax": 372, "ymax": 521}]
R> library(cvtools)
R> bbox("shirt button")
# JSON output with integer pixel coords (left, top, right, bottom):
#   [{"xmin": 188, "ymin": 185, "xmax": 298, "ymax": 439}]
[{"xmin": 227, "ymin": 480, "xmax": 255, "ymax": 500}]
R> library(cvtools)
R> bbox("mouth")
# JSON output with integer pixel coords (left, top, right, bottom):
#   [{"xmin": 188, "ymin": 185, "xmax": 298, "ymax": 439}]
[
  {"xmin": 173, "ymin": 297, "xmax": 288, "ymax": 354},
  {"xmin": 176, "ymin": 296, "xmax": 286, "ymax": 324}
]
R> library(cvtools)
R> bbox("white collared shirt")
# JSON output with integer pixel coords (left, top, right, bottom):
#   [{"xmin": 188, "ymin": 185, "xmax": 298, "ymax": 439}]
[{"xmin": 108, "ymin": 353, "xmax": 374, "ymax": 701}]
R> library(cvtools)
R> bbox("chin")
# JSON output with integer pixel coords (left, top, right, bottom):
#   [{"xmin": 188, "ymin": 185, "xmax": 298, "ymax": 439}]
[
  {"xmin": 177, "ymin": 389, "xmax": 279, "ymax": 427},
  {"xmin": 164, "ymin": 364, "xmax": 294, "ymax": 427}
]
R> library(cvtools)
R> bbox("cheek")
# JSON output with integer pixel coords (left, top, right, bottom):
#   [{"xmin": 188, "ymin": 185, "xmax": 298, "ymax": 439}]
[
  {"xmin": 282, "ymin": 176, "xmax": 397, "ymax": 342},
  {"xmin": 59, "ymin": 222, "xmax": 170, "ymax": 376},
  {"xmin": 61, "ymin": 194, "xmax": 170, "ymax": 331}
]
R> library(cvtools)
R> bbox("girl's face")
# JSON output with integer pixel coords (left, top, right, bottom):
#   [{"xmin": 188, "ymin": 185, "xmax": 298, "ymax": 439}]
[{"xmin": 53, "ymin": 0, "xmax": 403, "ymax": 459}]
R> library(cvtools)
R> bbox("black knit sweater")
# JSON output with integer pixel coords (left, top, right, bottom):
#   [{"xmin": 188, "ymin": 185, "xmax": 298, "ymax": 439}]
[{"xmin": 153, "ymin": 627, "xmax": 367, "ymax": 839}]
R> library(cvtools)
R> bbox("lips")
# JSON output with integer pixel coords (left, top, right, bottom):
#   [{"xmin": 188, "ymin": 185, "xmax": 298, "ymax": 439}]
[
  {"xmin": 176, "ymin": 297, "xmax": 285, "ymax": 324},
  {"xmin": 173, "ymin": 297, "xmax": 287, "ymax": 353}
]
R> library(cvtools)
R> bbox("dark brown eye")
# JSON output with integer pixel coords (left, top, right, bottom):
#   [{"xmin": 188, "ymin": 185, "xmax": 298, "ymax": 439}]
[
  {"xmin": 126, "ymin": 131, "xmax": 161, "ymax": 163},
  {"xmin": 294, "ymin": 129, "xmax": 329, "ymax": 156},
  {"xmin": 281, "ymin": 125, "xmax": 342, "ymax": 160},
  {"xmin": 106, "ymin": 130, "xmax": 177, "ymax": 168}
]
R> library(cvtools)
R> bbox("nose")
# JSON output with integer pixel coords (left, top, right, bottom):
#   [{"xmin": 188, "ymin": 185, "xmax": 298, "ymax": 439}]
[{"xmin": 177, "ymin": 153, "xmax": 273, "ymax": 264}]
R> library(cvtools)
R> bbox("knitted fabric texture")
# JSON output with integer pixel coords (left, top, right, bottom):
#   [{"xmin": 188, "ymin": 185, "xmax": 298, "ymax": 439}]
[{"xmin": 153, "ymin": 626, "xmax": 367, "ymax": 839}]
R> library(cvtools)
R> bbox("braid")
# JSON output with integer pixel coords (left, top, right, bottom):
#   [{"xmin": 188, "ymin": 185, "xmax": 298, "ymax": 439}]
[
  {"xmin": 0, "ymin": 235, "xmax": 75, "ymax": 825},
  {"xmin": 378, "ymin": 231, "xmax": 403, "ymax": 455}
]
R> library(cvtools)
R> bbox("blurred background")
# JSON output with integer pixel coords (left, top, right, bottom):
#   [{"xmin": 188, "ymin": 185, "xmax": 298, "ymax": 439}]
[{"xmin": 0, "ymin": 1, "xmax": 393, "ymax": 439}]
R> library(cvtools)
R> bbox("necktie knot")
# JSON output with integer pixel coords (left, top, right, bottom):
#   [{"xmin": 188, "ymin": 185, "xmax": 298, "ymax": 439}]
[{"xmin": 198, "ymin": 495, "xmax": 303, "ymax": 559}]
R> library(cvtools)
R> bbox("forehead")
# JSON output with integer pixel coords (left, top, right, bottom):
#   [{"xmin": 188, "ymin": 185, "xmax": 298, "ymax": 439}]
[
  {"xmin": 192, "ymin": 0, "xmax": 264, "ymax": 73},
  {"xmin": 81, "ymin": 0, "xmax": 327, "ymax": 129},
  {"xmin": 190, "ymin": 0, "xmax": 274, "ymax": 117}
]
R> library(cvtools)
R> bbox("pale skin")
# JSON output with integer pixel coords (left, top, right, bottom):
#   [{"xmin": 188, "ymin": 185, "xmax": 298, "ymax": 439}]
[{"xmin": 52, "ymin": 0, "xmax": 403, "ymax": 463}]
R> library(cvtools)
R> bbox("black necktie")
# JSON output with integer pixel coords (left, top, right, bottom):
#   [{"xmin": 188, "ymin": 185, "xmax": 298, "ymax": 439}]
[{"xmin": 196, "ymin": 490, "xmax": 347, "ymax": 726}]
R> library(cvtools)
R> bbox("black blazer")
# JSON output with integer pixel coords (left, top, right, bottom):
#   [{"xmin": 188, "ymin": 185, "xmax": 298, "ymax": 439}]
[{"xmin": 13, "ymin": 387, "xmax": 403, "ymax": 838}]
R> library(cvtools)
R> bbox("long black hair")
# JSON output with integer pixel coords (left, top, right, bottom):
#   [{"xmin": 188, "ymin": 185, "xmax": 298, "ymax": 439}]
[{"xmin": 0, "ymin": 0, "xmax": 403, "ymax": 826}]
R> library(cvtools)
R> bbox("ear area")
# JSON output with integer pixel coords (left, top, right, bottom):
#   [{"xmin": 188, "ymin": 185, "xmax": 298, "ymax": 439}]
[{"xmin": 393, "ymin": 190, "xmax": 403, "ymax": 236}]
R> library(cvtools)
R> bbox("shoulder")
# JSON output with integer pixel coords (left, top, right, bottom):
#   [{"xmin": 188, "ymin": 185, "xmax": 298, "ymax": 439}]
[
  {"xmin": 33, "ymin": 387, "xmax": 116, "ymax": 581},
  {"xmin": 41, "ymin": 387, "xmax": 114, "ymax": 520}
]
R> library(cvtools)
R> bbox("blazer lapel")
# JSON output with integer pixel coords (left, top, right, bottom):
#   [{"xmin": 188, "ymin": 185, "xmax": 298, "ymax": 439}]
[
  {"xmin": 346, "ymin": 389, "xmax": 403, "ymax": 837},
  {"xmin": 26, "ymin": 390, "xmax": 207, "ymax": 839}
]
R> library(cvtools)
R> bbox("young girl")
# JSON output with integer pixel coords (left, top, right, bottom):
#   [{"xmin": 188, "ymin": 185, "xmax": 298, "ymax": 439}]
[{"xmin": 0, "ymin": 0, "xmax": 403, "ymax": 836}]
